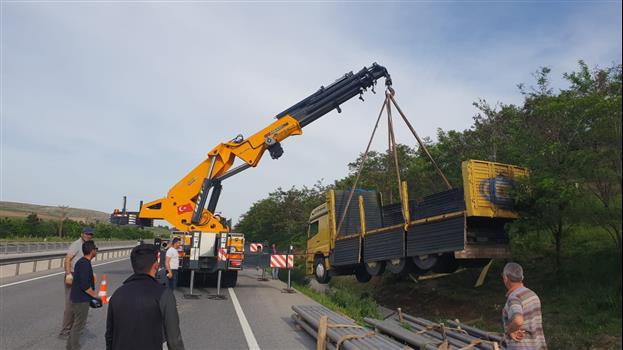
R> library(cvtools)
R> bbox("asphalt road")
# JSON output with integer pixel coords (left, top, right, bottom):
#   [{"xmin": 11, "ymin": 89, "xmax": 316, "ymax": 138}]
[{"xmin": 0, "ymin": 258, "xmax": 318, "ymax": 350}]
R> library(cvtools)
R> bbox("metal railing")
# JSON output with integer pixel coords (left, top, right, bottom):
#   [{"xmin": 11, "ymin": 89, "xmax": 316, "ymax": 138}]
[
  {"xmin": 0, "ymin": 245, "xmax": 135, "ymax": 278},
  {"xmin": 0, "ymin": 240, "xmax": 138, "ymax": 255}
]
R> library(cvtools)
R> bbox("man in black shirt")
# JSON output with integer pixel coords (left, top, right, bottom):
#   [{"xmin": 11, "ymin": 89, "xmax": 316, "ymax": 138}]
[
  {"xmin": 106, "ymin": 244, "xmax": 185, "ymax": 350},
  {"xmin": 68, "ymin": 240, "xmax": 100, "ymax": 350}
]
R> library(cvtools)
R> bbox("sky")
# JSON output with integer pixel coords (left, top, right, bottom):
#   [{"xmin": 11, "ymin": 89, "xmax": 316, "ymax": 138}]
[{"xmin": 1, "ymin": 1, "xmax": 621, "ymax": 227}]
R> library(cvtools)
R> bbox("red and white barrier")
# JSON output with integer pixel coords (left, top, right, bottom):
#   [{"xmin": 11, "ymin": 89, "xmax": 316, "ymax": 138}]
[
  {"xmin": 218, "ymin": 248, "xmax": 228, "ymax": 262},
  {"xmin": 270, "ymin": 254, "xmax": 293, "ymax": 269},
  {"xmin": 249, "ymin": 243, "xmax": 263, "ymax": 253}
]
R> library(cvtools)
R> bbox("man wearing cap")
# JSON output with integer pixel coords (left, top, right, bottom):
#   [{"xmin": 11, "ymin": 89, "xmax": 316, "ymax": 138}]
[
  {"xmin": 502, "ymin": 262, "xmax": 547, "ymax": 349},
  {"xmin": 59, "ymin": 227, "xmax": 94, "ymax": 338},
  {"xmin": 67, "ymin": 240, "xmax": 101, "ymax": 350},
  {"xmin": 165, "ymin": 237, "xmax": 181, "ymax": 290}
]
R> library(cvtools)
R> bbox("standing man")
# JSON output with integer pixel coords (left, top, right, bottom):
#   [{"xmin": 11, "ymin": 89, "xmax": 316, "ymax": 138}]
[
  {"xmin": 106, "ymin": 244, "xmax": 185, "ymax": 350},
  {"xmin": 165, "ymin": 237, "xmax": 181, "ymax": 290},
  {"xmin": 60, "ymin": 227, "xmax": 94, "ymax": 338},
  {"xmin": 502, "ymin": 262, "xmax": 547, "ymax": 349},
  {"xmin": 67, "ymin": 240, "xmax": 100, "ymax": 350}
]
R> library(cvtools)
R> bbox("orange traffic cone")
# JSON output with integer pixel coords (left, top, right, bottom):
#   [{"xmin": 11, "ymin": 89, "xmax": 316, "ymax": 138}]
[{"xmin": 98, "ymin": 274, "xmax": 108, "ymax": 304}]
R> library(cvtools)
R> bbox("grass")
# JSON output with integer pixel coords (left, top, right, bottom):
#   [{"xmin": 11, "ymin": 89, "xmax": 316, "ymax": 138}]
[
  {"xmin": 372, "ymin": 227, "xmax": 622, "ymax": 350},
  {"xmin": 293, "ymin": 279, "xmax": 381, "ymax": 325},
  {"xmin": 295, "ymin": 227, "xmax": 622, "ymax": 349}
]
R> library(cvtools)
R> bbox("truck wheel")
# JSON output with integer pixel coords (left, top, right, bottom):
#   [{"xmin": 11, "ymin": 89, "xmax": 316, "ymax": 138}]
[
  {"xmin": 177, "ymin": 270, "xmax": 191, "ymax": 287},
  {"xmin": 314, "ymin": 257, "xmax": 331, "ymax": 284},
  {"xmin": 386, "ymin": 258, "xmax": 411, "ymax": 275},
  {"xmin": 221, "ymin": 270, "xmax": 238, "ymax": 288},
  {"xmin": 364, "ymin": 260, "xmax": 385, "ymax": 276},
  {"xmin": 355, "ymin": 265, "xmax": 372, "ymax": 283},
  {"xmin": 432, "ymin": 254, "xmax": 458, "ymax": 273},
  {"xmin": 413, "ymin": 255, "xmax": 438, "ymax": 271}
]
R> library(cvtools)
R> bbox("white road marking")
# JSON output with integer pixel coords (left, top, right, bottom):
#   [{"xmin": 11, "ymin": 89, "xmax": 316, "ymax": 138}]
[
  {"xmin": 0, "ymin": 258, "xmax": 128, "ymax": 288},
  {"xmin": 228, "ymin": 287, "xmax": 261, "ymax": 350}
]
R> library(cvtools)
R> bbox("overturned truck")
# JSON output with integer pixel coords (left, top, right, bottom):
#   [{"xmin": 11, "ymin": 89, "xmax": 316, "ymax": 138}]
[{"xmin": 305, "ymin": 159, "xmax": 528, "ymax": 283}]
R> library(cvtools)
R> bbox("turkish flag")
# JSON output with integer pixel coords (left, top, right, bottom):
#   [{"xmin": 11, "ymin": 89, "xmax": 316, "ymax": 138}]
[{"xmin": 177, "ymin": 203, "xmax": 194, "ymax": 215}]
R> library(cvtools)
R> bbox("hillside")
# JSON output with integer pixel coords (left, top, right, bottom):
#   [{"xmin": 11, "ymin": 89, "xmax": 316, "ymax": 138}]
[{"xmin": 0, "ymin": 201, "xmax": 109, "ymax": 223}]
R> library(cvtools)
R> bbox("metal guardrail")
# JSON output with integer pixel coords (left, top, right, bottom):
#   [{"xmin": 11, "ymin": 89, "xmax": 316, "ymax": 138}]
[
  {"xmin": 0, "ymin": 240, "xmax": 138, "ymax": 255},
  {"xmin": 0, "ymin": 245, "xmax": 136, "ymax": 278}
]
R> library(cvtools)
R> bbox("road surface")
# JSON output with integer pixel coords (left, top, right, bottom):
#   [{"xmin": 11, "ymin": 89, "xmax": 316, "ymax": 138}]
[{"xmin": 0, "ymin": 258, "xmax": 318, "ymax": 349}]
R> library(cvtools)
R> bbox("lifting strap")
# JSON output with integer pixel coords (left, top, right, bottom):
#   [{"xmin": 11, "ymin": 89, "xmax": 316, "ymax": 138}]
[
  {"xmin": 386, "ymin": 92, "xmax": 406, "ymax": 221},
  {"xmin": 336, "ymin": 89, "xmax": 454, "ymax": 236},
  {"xmin": 326, "ymin": 323, "xmax": 376, "ymax": 350}
]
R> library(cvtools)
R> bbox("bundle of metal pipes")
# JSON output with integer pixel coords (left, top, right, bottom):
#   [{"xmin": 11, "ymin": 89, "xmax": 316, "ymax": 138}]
[
  {"xmin": 364, "ymin": 312, "xmax": 505, "ymax": 350},
  {"xmin": 292, "ymin": 305, "xmax": 411, "ymax": 350}
]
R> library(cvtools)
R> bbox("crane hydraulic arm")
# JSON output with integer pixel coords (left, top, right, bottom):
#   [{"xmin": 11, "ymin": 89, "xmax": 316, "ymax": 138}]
[{"xmin": 139, "ymin": 63, "xmax": 392, "ymax": 232}]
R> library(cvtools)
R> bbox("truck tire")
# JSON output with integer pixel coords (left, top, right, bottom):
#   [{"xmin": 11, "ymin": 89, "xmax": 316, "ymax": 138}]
[
  {"xmin": 386, "ymin": 258, "xmax": 412, "ymax": 275},
  {"xmin": 355, "ymin": 265, "xmax": 372, "ymax": 283},
  {"xmin": 432, "ymin": 254, "xmax": 458, "ymax": 273},
  {"xmin": 412, "ymin": 255, "xmax": 438, "ymax": 271},
  {"xmin": 221, "ymin": 270, "xmax": 238, "ymax": 288},
  {"xmin": 177, "ymin": 269, "xmax": 191, "ymax": 287},
  {"xmin": 314, "ymin": 256, "xmax": 331, "ymax": 284},
  {"xmin": 364, "ymin": 260, "xmax": 385, "ymax": 276}
]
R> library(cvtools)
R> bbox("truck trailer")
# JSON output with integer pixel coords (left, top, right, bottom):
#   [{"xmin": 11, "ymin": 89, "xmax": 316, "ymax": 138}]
[{"xmin": 306, "ymin": 159, "xmax": 528, "ymax": 283}]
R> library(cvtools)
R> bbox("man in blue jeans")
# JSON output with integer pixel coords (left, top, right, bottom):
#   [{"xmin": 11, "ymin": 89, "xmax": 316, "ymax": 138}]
[{"xmin": 165, "ymin": 237, "xmax": 181, "ymax": 290}]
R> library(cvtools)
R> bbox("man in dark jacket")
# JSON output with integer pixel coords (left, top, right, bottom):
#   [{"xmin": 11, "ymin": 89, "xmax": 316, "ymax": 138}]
[{"xmin": 105, "ymin": 244, "xmax": 185, "ymax": 350}]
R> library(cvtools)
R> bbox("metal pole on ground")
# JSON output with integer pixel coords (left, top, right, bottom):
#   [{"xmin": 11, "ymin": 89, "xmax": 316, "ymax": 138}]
[
  {"xmin": 183, "ymin": 270, "xmax": 201, "ymax": 299},
  {"xmin": 282, "ymin": 244, "xmax": 295, "ymax": 294},
  {"xmin": 206, "ymin": 270, "xmax": 227, "ymax": 300}
]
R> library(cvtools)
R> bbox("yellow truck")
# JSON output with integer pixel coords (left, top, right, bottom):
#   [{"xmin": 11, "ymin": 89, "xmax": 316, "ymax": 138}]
[{"xmin": 306, "ymin": 159, "xmax": 528, "ymax": 283}]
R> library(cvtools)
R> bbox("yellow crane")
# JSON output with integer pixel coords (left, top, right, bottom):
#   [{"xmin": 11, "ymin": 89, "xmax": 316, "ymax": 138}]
[{"xmin": 139, "ymin": 64, "xmax": 392, "ymax": 288}]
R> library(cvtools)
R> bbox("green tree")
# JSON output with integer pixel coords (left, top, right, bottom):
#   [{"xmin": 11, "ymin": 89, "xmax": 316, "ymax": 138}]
[
  {"xmin": 235, "ymin": 182, "xmax": 329, "ymax": 248},
  {"xmin": 25, "ymin": 213, "xmax": 41, "ymax": 236}
]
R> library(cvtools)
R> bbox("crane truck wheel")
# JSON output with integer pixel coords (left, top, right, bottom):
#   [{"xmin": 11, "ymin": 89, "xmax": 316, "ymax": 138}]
[
  {"xmin": 355, "ymin": 265, "xmax": 372, "ymax": 283},
  {"xmin": 314, "ymin": 256, "xmax": 331, "ymax": 284},
  {"xmin": 221, "ymin": 270, "xmax": 238, "ymax": 288},
  {"xmin": 177, "ymin": 269, "xmax": 191, "ymax": 287},
  {"xmin": 364, "ymin": 260, "xmax": 386, "ymax": 276}
]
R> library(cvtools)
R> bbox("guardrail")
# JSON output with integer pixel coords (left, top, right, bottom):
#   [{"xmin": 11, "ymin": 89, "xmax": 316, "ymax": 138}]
[
  {"xmin": 0, "ymin": 245, "xmax": 136, "ymax": 278},
  {"xmin": 0, "ymin": 240, "xmax": 138, "ymax": 255}
]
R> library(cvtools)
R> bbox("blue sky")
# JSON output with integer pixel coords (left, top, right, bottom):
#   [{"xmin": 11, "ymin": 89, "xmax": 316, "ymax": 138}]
[{"xmin": 1, "ymin": 2, "xmax": 621, "ymax": 225}]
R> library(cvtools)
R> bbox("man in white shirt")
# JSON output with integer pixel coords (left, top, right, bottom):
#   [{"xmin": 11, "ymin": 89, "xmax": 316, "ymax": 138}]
[{"xmin": 165, "ymin": 237, "xmax": 181, "ymax": 290}]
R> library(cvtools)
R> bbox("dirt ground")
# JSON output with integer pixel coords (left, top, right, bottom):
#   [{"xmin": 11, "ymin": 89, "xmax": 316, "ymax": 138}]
[{"xmin": 371, "ymin": 269, "xmax": 506, "ymax": 332}]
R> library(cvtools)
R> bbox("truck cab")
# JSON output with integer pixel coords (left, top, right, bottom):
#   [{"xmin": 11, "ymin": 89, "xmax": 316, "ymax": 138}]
[{"xmin": 306, "ymin": 204, "xmax": 332, "ymax": 282}]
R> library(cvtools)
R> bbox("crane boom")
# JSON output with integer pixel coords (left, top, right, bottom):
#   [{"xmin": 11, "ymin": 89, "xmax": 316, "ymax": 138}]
[{"xmin": 139, "ymin": 63, "xmax": 391, "ymax": 232}]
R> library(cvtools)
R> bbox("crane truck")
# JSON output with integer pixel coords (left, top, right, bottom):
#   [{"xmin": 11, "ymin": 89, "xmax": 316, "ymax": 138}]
[{"xmin": 138, "ymin": 63, "xmax": 392, "ymax": 288}]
